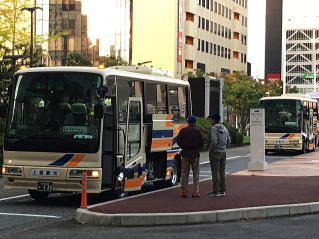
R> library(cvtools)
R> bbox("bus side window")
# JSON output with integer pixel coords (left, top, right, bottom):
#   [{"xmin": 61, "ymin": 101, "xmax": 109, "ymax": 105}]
[
  {"xmin": 156, "ymin": 84, "xmax": 167, "ymax": 114},
  {"xmin": 178, "ymin": 86, "xmax": 187, "ymax": 121},
  {"xmin": 144, "ymin": 83, "xmax": 157, "ymax": 115},
  {"xmin": 168, "ymin": 85, "xmax": 179, "ymax": 120}
]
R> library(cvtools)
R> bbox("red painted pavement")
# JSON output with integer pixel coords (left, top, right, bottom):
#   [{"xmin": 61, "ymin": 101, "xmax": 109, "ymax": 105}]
[{"xmin": 89, "ymin": 152, "xmax": 319, "ymax": 214}]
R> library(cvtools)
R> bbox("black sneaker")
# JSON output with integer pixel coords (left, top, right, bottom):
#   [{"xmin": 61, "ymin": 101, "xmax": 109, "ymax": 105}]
[
  {"xmin": 220, "ymin": 192, "xmax": 226, "ymax": 196},
  {"xmin": 208, "ymin": 192, "xmax": 221, "ymax": 197}
]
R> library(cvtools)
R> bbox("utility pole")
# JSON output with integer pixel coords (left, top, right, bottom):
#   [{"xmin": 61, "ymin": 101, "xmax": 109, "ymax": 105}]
[{"xmin": 21, "ymin": 6, "xmax": 43, "ymax": 67}]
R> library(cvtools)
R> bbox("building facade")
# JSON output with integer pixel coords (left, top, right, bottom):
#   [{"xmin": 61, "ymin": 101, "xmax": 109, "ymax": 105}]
[
  {"xmin": 282, "ymin": 18, "xmax": 319, "ymax": 93},
  {"xmin": 264, "ymin": 0, "xmax": 282, "ymax": 83},
  {"xmin": 131, "ymin": 0, "xmax": 248, "ymax": 78}
]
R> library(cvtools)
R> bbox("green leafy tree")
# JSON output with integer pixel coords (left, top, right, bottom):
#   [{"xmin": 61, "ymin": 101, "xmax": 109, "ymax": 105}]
[
  {"xmin": 66, "ymin": 52, "xmax": 91, "ymax": 66},
  {"xmin": 102, "ymin": 55, "xmax": 128, "ymax": 67},
  {"xmin": 223, "ymin": 72, "xmax": 264, "ymax": 136}
]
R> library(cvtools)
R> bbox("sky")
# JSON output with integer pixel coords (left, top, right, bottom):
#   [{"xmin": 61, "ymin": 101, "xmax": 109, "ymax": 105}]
[{"xmin": 248, "ymin": 0, "xmax": 319, "ymax": 79}]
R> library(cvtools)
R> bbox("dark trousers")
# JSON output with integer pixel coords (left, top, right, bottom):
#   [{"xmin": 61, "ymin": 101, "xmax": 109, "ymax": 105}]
[{"xmin": 209, "ymin": 151, "xmax": 226, "ymax": 193}]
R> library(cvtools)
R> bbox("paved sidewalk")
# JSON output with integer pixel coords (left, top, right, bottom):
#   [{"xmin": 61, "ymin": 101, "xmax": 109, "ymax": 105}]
[{"xmin": 75, "ymin": 151, "xmax": 319, "ymax": 226}]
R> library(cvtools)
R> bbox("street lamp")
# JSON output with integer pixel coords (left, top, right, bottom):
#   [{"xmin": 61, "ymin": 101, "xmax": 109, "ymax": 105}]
[{"xmin": 21, "ymin": 6, "xmax": 43, "ymax": 67}]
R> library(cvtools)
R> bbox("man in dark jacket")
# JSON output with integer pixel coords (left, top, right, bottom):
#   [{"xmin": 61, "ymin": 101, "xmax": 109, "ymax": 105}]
[
  {"xmin": 208, "ymin": 113, "xmax": 231, "ymax": 197},
  {"xmin": 177, "ymin": 115, "xmax": 203, "ymax": 198}
]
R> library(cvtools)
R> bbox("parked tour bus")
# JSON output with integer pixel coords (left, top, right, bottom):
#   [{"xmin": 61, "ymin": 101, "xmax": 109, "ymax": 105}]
[
  {"xmin": 1, "ymin": 66, "xmax": 190, "ymax": 200},
  {"xmin": 260, "ymin": 94, "xmax": 318, "ymax": 154}
]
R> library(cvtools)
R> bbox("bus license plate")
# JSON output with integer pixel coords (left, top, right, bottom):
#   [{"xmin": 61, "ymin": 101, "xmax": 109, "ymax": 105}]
[{"xmin": 38, "ymin": 182, "xmax": 53, "ymax": 191}]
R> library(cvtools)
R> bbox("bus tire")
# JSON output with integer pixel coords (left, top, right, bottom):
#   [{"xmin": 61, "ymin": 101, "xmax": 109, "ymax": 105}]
[
  {"xmin": 28, "ymin": 190, "xmax": 49, "ymax": 201},
  {"xmin": 153, "ymin": 159, "xmax": 179, "ymax": 188}
]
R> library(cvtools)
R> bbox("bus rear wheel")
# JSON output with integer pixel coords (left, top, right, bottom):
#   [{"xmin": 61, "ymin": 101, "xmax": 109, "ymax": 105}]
[
  {"xmin": 28, "ymin": 190, "xmax": 49, "ymax": 201},
  {"xmin": 153, "ymin": 159, "xmax": 179, "ymax": 188}
]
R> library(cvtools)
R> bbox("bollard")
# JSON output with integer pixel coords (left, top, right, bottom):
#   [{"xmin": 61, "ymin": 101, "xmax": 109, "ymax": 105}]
[{"xmin": 81, "ymin": 171, "xmax": 87, "ymax": 209}]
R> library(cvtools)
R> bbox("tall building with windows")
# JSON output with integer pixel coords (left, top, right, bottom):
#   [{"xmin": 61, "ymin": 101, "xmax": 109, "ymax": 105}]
[
  {"xmin": 131, "ymin": 0, "xmax": 248, "ymax": 78},
  {"xmin": 264, "ymin": 0, "xmax": 283, "ymax": 83}
]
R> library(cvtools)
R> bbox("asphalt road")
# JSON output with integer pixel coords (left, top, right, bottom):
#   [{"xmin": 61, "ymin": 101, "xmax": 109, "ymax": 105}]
[{"xmin": 0, "ymin": 145, "xmax": 307, "ymax": 238}]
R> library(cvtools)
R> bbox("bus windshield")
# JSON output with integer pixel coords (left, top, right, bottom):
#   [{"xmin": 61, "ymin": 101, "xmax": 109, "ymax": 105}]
[
  {"xmin": 4, "ymin": 72, "xmax": 102, "ymax": 153},
  {"xmin": 260, "ymin": 99, "xmax": 301, "ymax": 133}
]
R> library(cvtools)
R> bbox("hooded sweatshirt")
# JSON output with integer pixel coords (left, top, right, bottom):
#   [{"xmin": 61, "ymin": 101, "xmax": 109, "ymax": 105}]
[{"xmin": 210, "ymin": 123, "xmax": 231, "ymax": 152}]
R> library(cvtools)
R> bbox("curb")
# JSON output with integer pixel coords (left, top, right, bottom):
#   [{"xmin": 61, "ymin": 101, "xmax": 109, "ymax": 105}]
[{"xmin": 75, "ymin": 201, "xmax": 319, "ymax": 226}]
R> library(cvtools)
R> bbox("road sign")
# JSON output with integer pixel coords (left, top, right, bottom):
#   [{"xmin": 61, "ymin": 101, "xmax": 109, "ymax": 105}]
[{"xmin": 300, "ymin": 73, "xmax": 319, "ymax": 78}]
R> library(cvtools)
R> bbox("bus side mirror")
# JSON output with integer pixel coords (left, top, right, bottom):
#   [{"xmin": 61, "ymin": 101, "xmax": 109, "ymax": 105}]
[
  {"xmin": 0, "ymin": 104, "xmax": 8, "ymax": 118},
  {"xmin": 94, "ymin": 104, "xmax": 104, "ymax": 119}
]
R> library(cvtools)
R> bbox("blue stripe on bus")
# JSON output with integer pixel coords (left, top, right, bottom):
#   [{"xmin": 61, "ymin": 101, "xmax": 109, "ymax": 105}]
[
  {"xmin": 280, "ymin": 134, "xmax": 290, "ymax": 139},
  {"xmin": 152, "ymin": 130, "xmax": 173, "ymax": 138},
  {"xmin": 49, "ymin": 154, "xmax": 74, "ymax": 166}
]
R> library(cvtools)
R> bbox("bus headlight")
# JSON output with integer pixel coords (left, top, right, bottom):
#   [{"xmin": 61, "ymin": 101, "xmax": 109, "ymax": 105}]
[
  {"xmin": 69, "ymin": 170, "xmax": 99, "ymax": 178},
  {"xmin": 2, "ymin": 167, "xmax": 22, "ymax": 176}
]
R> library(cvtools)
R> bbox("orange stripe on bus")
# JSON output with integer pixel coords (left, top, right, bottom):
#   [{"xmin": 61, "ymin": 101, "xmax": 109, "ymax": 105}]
[
  {"xmin": 173, "ymin": 124, "xmax": 187, "ymax": 136},
  {"xmin": 167, "ymin": 152, "xmax": 178, "ymax": 158},
  {"xmin": 151, "ymin": 139, "xmax": 172, "ymax": 148},
  {"xmin": 124, "ymin": 174, "xmax": 145, "ymax": 189},
  {"xmin": 165, "ymin": 114, "xmax": 174, "ymax": 127},
  {"xmin": 65, "ymin": 154, "xmax": 85, "ymax": 166},
  {"xmin": 287, "ymin": 133, "xmax": 295, "ymax": 139}
]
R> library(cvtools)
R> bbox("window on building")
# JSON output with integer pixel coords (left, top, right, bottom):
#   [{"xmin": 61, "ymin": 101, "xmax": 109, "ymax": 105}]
[
  {"xmin": 218, "ymin": 3, "xmax": 221, "ymax": 15},
  {"xmin": 186, "ymin": 36, "xmax": 194, "ymax": 45},
  {"xmin": 206, "ymin": 19, "xmax": 209, "ymax": 31},
  {"xmin": 201, "ymin": 40, "xmax": 205, "ymax": 52},
  {"xmin": 225, "ymin": 7, "xmax": 228, "ymax": 18},
  {"xmin": 229, "ymin": 9, "xmax": 232, "ymax": 19},
  {"xmin": 221, "ymin": 26, "xmax": 224, "ymax": 37},
  {"xmin": 186, "ymin": 12, "xmax": 195, "ymax": 22},
  {"xmin": 198, "ymin": 16, "xmax": 201, "ymax": 28},
  {"xmin": 198, "ymin": 0, "xmax": 201, "ymax": 5},
  {"xmin": 202, "ymin": 0, "xmax": 205, "ymax": 7},
  {"xmin": 233, "ymin": 32, "xmax": 240, "ymax": 40},
  {"xmin": 228, "ymin": 49, "xmax": 231, "ymax": 59},
  {"xmin": 206, "ymin": 41, "xmax": 209, "ymax": 53},
  {"xmin": 221, "ymin": 46, "xmax": 224, "ymax": 57},
  {"xmin": 214, "ymin": 44, "xmax": 217, "ymax": 55},
  {"xmin": 214, "ymin": 23, "xmax": 217, "ymax": 34},
  {"xmin": 214, "ymin": 1, "xmax": 217, "ymax": 13},
  {"xmin": 206, "ymin": 0, "xmax": 209, "ymax": 9},
  {"xmin": 185, "ymin": 60, "xmax": 193, "ymax": 69},
  {"xmin": 210, "ymin": 43, "xmax": 213, "ymax": 54},
  {"xmin": 210, "ymin": 21, "xmax": 214, "ymax": 32},
  {"xmin": 225, "ymin": 47, "xmax": 228, "ymax": 58},
  {"xmin": 217, "ymin": 45, "xmax": 220, "ymax": 56},
  {"xmin": 197, "ymin": 39, "xmax": 200, "ymax": 50},
  {"xmin": 233, "ymin": 51, "xmax": 239, "ymax": 59},
  {"xmin": 234, "ymin": 12, "xmax": 240, "ymax": 20},
  {"xmin": 222, "ymin": 5, "xmax": 224, "ymax": 17},
  {"xmin": 210, "ymin": 0, "xmax": 214, "ymax": 11},
  {"xmin": 202, "ymin": 18, "xmax": 205, "ymax": 30},
  {"xmin": 218, "ymin": 24, "xmax": 220, "ymax": 35}
]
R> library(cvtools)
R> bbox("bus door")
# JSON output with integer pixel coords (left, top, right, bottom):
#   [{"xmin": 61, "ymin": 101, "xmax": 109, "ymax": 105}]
[
  {"xmin": 124, "ymin": 97, "xmax": 144, "ymax": 191},
  {"xmin": 101, "ymin": 97, "xmax": 117, "ymax": 187}
]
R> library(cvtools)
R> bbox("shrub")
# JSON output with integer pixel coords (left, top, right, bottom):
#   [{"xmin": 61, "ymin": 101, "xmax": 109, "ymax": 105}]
[{"xmin": 223, "ymin": 122, "xmax": 243, "ymax": 145}]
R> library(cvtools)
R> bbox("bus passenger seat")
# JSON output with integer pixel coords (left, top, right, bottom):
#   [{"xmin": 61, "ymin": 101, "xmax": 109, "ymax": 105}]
[
  {"xmin": 58, "ymin": 103, "xmax": 71, "ymax": 125},
  {"xmin": 71, "ymin": 103, "xmax": 87, "ymax": 126}
]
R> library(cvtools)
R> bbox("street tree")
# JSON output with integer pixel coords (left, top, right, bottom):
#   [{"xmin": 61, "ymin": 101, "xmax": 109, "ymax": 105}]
[
  {"xmin": 66, "ymin": 52, "xmax": 91, "ymax": 66},
  {"xmin": 102, "ymin": 55, "xmax": 128, "ymax": 67},
  {"xmin": 223, "ymin": 72, "xmax": 263, "ymax": 136}
]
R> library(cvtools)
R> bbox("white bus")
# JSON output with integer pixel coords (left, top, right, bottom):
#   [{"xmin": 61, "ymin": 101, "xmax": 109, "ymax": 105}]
[
  {"xmin": 1, "ymin": 66, "xmax": 190, "ymax": 200},
  {"xmin": 260, "ymin": 94, "xmax": 318, "ymax": 154}
]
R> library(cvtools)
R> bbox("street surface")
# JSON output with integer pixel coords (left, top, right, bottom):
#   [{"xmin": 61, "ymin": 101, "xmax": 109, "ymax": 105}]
[{"xmin": 0, "ymin": 145, "xmax": 314, "ymax": 238}]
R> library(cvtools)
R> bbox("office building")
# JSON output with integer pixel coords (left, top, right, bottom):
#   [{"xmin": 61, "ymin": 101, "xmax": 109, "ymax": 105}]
[{"xmin": 132, "ymin": 0, "xmax": 248, "ymax": 78}]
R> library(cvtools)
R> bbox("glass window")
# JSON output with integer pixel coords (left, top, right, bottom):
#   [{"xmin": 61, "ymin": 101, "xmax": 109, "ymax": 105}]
[
  {"xmin": 178, "ymin": 87, "xmax": 187, "ymax": 121},
  {"xmin": 168, "ymin": 85, "xmax": 179, "ymax": 120},
  {"xmin": 156, "ymin": 84, "xmax": 167, "ymax": 113},
  {"xmin": 127, "ymin": 101, "xmax": 141, "ymax": 160},
  {"xmin": 145, "ymin": 83, "xmax": 157, "ymax": 114},
  {"xmin": 116, "ymin": 78, "xmax": 141, "ymax": 121},
  {"xmin": 5, "ymin": 72, "xmax": 101, "ymax": 153}
]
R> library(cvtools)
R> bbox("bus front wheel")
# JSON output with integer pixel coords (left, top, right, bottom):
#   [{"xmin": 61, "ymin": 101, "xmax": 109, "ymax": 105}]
[{"xmin": 28, "ymin": 190, "xmax": 49, "ymax": 201}]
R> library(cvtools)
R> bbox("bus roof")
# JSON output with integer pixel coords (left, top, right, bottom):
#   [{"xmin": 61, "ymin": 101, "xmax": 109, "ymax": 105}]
[
  {"xmin": 15, "ymin": 66, "xmax": 189, "ymax": 86},
  {"xmin": 260, "ymin": 94, "xmax": 317, "ymax": 103}
]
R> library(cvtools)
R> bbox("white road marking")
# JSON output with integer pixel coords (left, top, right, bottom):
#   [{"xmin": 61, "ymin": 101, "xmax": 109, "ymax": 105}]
[
  {"xmin": 0, "ymin": 194, "xmax": 29, "ymax": 202},
  {"xmin": 0, "ymin": 212, "xmax": 61, "ymax": 218},
  {"xmin": 200, "ymin": 154, "xmax": 250, "ymax": 165}
]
